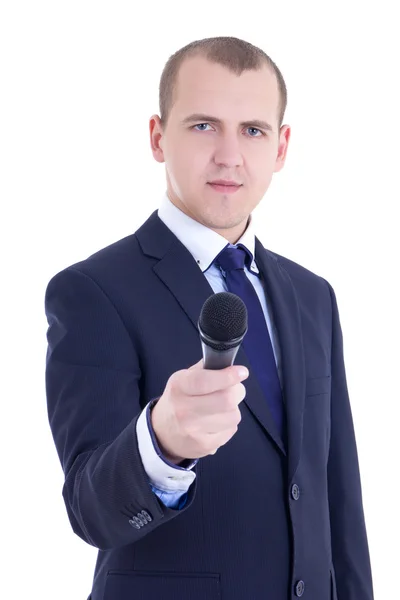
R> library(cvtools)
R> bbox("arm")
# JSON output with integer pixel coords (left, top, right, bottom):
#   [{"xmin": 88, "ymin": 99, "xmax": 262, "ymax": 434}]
[
  {"xmin": 45, "ymin": 267, "xmax": 197, "ymax": 551},
  {"xmin": 325, "ymin": 280, "xmax": 374, "ymax": 599}
]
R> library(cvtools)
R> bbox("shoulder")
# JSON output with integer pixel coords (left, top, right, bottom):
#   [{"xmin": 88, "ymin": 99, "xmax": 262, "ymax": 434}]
[
  {"xmin": 263, "ymin": 247, "xmax": 334, "ymax": 307},
  {"xmin": 51, "ymin": 232, "xmax": 141, "ymax": 281},
  {"xmin": 266, "ymin": 247, "xmax": 328, "ymax": 285}
]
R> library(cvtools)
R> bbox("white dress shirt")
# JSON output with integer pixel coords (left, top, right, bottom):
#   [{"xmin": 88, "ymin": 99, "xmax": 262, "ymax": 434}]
[{"xmin": 136, "ymin": 191, "xmax": 282, "ymax": 505}]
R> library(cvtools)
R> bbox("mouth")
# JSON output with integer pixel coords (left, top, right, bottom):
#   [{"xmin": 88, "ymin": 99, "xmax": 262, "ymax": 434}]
[{"xmin": 208, "ymin": 182, "xmax": 242, "ymax": 194}]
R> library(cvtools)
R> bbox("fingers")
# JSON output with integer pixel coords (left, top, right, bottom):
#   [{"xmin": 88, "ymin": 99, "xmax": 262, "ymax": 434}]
[{"xmin": 182, "ymin": 361, "xmax": 249, "ymax": 397}]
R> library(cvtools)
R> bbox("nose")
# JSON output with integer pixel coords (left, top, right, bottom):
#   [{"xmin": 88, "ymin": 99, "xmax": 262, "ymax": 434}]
[{"xmin": 213, "ymin": 133, "xmax": 244, "ymax": 169}]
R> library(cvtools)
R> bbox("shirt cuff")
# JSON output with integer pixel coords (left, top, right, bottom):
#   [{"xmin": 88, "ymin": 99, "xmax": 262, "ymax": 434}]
[{"xmin": 136, "ymin": 397, "xmax": 198, "ymax": 492}]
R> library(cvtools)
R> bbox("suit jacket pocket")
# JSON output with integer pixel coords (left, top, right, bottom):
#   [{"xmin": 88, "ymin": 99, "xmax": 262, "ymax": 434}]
[
  {"xmin": 104, "ymin": 570, "xmax": 221, "ymax": 600},
  {"xmin": 306, "ymin": 375, "xmax": 331, "ymax": 397}
]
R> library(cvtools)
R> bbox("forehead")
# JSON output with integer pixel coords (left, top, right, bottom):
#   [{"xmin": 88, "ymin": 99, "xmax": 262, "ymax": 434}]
[{"xmin": 173, "ymin": 55, "xmax": 279, "ymax": 121}]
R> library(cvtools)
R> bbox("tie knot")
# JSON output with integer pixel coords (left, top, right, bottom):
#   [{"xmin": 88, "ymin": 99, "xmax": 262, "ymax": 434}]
[{"xmin": 214, "ymin": 244, "xmax": 251, "ymax": 273}]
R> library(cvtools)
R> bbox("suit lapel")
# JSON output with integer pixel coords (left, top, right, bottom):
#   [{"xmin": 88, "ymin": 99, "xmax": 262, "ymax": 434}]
[
  {"xmin": 136, "ymin": 212, "xmax": 305, "ymax": 478},
  {"xmin": 254, "ymin": 238, "xmax": 306, "ymax": 481}
]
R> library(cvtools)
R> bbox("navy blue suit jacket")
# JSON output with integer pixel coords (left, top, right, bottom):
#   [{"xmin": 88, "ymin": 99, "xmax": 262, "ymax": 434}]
[{"xmin": 44, "ymin": 209, "xmax": 374, "ymax": 600}]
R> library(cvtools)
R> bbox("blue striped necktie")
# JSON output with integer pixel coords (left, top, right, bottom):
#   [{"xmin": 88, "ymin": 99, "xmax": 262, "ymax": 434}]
[{"xmin": 214, "ymin": 244, "xmax": 286, "ymax": 443}]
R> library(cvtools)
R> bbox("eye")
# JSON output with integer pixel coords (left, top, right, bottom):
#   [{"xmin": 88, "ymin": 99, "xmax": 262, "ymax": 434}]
[
  {"xmin": 193, "ymin": 123, "xmax": 212, "ymax": 131},
  {"xmin": 247, "ymin": 127, "xmax": 263, "ymax": 137}
]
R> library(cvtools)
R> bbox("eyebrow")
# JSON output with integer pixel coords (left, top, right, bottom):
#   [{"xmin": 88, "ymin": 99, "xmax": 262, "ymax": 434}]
[{"xmin": 181, "ymin": 113, "xmax": 274, "ymax": 133}]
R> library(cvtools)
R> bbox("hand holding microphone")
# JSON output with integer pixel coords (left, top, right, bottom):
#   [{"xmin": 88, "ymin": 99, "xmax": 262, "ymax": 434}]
[{"xmin": 151, "ymin": 293, "xmax": 249, "ymax": 463}]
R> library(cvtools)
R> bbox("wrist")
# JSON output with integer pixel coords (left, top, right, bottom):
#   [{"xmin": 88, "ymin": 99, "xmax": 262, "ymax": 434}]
[{"xmin": 150, "ymin": 400, "xmax": 186, "ymax": 465}]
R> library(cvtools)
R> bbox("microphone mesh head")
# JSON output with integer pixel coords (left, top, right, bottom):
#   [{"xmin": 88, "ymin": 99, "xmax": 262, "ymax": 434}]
[{"xmin": 199, "ymin": 292, "xmax": 247, "ymax": 342}]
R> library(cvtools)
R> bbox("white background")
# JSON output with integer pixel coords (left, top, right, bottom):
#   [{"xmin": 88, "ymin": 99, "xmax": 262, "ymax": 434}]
[{"xmin": 1, "ymin": 1, "xmax": 398, "ymax": 598}]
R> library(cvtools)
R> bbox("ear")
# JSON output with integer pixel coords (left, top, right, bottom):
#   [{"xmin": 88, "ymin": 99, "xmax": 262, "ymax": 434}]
[
  {"xmin": 274, "ymin": 124, "xmax": 291, "ymax": 173},
  {"xmin": 149, "ymin": 114, "xmax": 165, "ymax": 164}
]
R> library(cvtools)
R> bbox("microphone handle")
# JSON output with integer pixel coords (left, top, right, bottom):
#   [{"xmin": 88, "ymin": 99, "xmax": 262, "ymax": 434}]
[{"xmin": 201, "ymin": 339, "xmax": 241, "ymax": 370}]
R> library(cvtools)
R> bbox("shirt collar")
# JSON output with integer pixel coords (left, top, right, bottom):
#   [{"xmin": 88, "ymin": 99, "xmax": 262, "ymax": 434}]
[{"xmin": 157, "ymin": 191, "xmax": 259, "ymax": 275}]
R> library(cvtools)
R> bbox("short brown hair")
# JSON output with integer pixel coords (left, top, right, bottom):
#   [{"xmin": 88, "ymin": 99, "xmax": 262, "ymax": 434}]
[{"xmin": 159, "ymin": 36, "xmax": 287, "ymax": 130}]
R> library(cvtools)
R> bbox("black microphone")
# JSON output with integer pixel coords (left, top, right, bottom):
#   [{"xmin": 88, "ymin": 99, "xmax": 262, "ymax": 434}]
[{"xmin": 198, "ymin": 292, "xmax": 248, "ymax": 370}]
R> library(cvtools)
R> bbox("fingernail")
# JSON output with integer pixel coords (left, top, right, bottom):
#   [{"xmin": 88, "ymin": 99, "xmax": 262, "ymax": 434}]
[{"xmin": 237, "ymin": 367, "xmax": 249, "ymax": 378}]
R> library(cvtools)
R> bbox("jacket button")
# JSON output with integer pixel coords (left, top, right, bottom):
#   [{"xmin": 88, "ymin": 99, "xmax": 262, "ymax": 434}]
[
  {"xmin": 128, "ymin": 516, "xmax": 142, "ymax": 529},
  {"xmin": 136, "ymin": 511, "xmax": 152, "ymax": 526},
  {"xmin": 291, "ymin": 484, "xmax": 300, "ymax": 500},
  {"xmin": 295, "ymin": 580, "xmax": 305, "ymax": 596},
  {"xmin": 140, "ymin": 510, "xmax": 152, "ymax": 522}
]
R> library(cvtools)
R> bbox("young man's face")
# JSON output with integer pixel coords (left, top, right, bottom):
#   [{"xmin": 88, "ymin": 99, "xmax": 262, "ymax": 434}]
[{"xmin": 150, "ymin": 55, "xmax": 291, "ymax": 244}]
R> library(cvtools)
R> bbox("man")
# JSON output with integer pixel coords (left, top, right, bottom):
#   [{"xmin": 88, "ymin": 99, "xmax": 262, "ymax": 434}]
[{"xmin": 44, "ymin": 36, "xmax": 374, "ymax": 599}]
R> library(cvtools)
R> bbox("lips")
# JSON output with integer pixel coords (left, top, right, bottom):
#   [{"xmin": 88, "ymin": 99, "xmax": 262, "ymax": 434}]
[
  {"xmin": 209, "ymin": 181, "xmax": 241, "ymax": 186},
  {"xmin": 208, "ymin": 182, "xmax": 242, "ymax": 194}
]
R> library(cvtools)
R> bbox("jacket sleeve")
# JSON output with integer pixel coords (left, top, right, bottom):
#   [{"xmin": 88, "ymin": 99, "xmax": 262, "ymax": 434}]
[
  {"xmin": 44, "ymin": 266, "xmax": 197, "ymax": 551},
  {"xmin": 135, "ymin": 400, "xmax": 198, "ymax": 509},
  {"xmin": 325, "ymin": 280, "xmax": 374, "ymax": 599}
]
